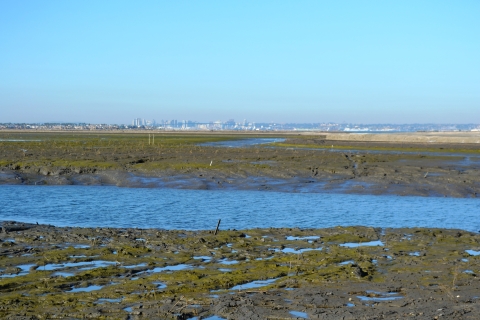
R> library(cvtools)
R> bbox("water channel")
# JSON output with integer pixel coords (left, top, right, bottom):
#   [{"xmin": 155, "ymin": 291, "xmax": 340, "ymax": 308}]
[{"xmin": 1, "ymin": 185, "xmax": 479, "ymax": 231}]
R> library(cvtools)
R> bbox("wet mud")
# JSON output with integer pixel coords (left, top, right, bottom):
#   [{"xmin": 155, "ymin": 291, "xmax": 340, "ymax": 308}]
[
  {"xmin": 2, "ymin": 221, "xmax": 480, "ymax": 319},
  {"xmin": 0, "ymin": 132, "xmax": 479, "ymax": 198}
]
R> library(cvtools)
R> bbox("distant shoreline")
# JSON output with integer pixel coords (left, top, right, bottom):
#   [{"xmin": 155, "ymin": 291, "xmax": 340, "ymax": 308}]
[{"xmin": 1, "ymin": 129, "xmax": 480, "ymax": 143}]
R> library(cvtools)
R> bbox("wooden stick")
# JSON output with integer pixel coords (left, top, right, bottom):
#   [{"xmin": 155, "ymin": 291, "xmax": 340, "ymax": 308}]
[{"xmin": 214, "ymin": 219, "xmax": 221, "ymax": 235}]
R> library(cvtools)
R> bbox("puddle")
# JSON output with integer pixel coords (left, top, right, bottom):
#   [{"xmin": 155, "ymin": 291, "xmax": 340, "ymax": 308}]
[
  {"xmin": 42, "ymin": 260, "xmax": 117, "ymax": 271},
  {"xmin": 286, "ymin": 236, "xmax": 320, "ymax": 241},
  {"xmin": 290, "ymin": 310, "xmax": 308, "ymax": 319},
  {"xmin": 464, "ymin": 270, "xmax": 475, "ymax": 274},
  {"xmin": 255, "ymin": 256, "xmax": 274, "ymax": 261},
  {"xmin": 409, "ymin": 252, "xmax": 421, "ymax": 256},
  {"xmin": 466, "ymin": 250, "xmax": 480, "ymax": 256},
  {"xmin": 340, "ymin": 240, "xmax": 384, "ymax": 248},
  {"xmin": 96, "ymin": 298, "xmax": 122, "ymax": 304},
  {"xmin": 153, "ymin": 281, "xmax": 167, "ymax": 289},
  {"xmin": 198, "ymin": 138, "xmax": 285, "ymax": 148},
  {"xmin": 70, "ymin": 255, "xmax": 88, "ymax": 258},
  {"xmin": 339, "ymin": 260, "xmax": 355, "ymax": 266},
  {"xmin": 462, "ymin": 258, "xmax": 469, "ymax": 262},
  {"xmin": 277, "ymin": 247, "xmax": 322, "ymax": 254},
  {"xmin": 218, "ymin": 268, "xmax": 233, "ymax": 272},
  {"xmin": 123, "ymin": 307, "xmax": 132, "ymax": 312},
  {"xmin": 218, "ymin": 259, "xmax": 239, "ymax": 265},
  {"xmin": 68, "ymin": 244, "xmax": 90, "ymax": 249},
  {"xmin": 194, "ymin": 256, "xmax": 212, "ymax": 262},
  {"xmin": 0, "ymin": 264, "xmax": 36, "ymax": 278},
  {"xmin": 229, "ymin": 278, "xmax": 279, "ymax": 291},
  {"xmin": 68, "ymin": 284, "xmax": 104, "ymax": 293},
  {"xmin": 151, "ymin": 264, "xmax": 191, "ymax": 273},
  {"xmin": 357, "ymin": 291, "xmax": 403, "ymax": 302},
  {"xmin": 346, "ymin": 302, "xmax": 355, "ymax": 307}
]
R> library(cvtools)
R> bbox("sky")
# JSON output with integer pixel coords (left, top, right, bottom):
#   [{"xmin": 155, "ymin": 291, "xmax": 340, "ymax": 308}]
[{"xmin": 1, "ymin": 1, "xmax": 479, "ymax": 124}]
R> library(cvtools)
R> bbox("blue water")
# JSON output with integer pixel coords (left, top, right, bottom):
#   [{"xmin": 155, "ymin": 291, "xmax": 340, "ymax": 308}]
[
  {"xmin": 1, "ymin": 185, "xmax": 479, "ymax": 231},
  {"xmin": 198, "ymin": 138, "xmax": 284, "ymax": 147}
]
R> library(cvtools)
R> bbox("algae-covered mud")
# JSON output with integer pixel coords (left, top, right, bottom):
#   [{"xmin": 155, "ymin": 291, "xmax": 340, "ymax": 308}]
[
  {"xmin": 1, "ymin": 221, "xmax": 480, "ymax": 319},
  {"xmin": 0, "ymin": 132, "xmax": 479, "ymax": 197},
  {"xmin": 1, "ymin": 132, "xmax": 480, "ymax": 318}
]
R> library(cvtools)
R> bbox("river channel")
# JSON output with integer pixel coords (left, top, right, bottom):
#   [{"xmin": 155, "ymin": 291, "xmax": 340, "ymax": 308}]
[{"xmin": 1, "ymin": 185, "xmax": 479, "ymax": 231}]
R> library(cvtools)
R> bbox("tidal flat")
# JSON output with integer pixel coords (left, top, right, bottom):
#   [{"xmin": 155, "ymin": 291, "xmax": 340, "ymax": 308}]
[
  {"xmin": 1, "ymin": 131, "xmax": 480, "ymax": 319},
  {"xmin": 0, "ymin": 131, "xmax": 479, "ymax": 197},
  {"xmin": 2, "ymin": 221, "xmax": 480, "ymax": 319}
]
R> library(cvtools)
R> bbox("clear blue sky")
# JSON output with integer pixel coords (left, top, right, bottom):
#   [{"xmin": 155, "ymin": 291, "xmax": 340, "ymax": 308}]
[{"xmin": 1, "ymin": 1, "xmax": 479, "ymax": 124}]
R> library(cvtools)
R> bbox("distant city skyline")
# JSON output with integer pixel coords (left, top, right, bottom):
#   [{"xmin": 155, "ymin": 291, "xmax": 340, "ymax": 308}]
[
  {"xmin": 1, "ymin": 1, "xmax": 479, "ymax": 124},
  {"xmin": 2, "ymin": 120, "xmax": 479, "ymax": 134}
]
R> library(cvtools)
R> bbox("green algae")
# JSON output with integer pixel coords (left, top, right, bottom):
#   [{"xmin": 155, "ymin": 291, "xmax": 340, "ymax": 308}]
[{"xmin": 2, "ymin": 224, "xmax": 480, "ymax": 318}]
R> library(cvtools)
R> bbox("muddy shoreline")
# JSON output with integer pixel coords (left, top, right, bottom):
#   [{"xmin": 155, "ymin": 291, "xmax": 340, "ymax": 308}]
[
  {"xmin": 1, "ymin": 132, "xmax": 480, "ymax": 318},
  {"xmin": 1, "ymin": 221, "xmax": 480, "ymax": 319},
  {"xmin": 1, "ymin": 132, "xmax": 479, "ymax": 198}
]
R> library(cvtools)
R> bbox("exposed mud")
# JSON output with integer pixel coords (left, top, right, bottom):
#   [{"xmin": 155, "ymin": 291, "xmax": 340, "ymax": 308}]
[
  {"xmin": 0, "ymin": 132, "xmax": 479, "ymax": 198},
  {"xmin": 1, "ymin": 221, "xmax": 480, "ymax": 319}
]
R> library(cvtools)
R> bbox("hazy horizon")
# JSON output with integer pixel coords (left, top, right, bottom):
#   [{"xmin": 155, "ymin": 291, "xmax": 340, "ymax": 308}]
[{"xmin": 1, "ymin": 1, "xmax": 479, "ymax": 124}]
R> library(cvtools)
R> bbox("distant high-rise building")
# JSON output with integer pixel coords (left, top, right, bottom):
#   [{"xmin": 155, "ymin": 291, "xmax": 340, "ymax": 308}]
[{"xmin": 132, "ymin": 118, "xmax": 143, "ymax": 127}]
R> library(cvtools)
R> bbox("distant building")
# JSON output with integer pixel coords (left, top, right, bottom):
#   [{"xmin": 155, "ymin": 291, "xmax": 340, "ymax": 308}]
[{"xmin": 132, "ymin": 118, "xmax": 143, "ymax": 127}]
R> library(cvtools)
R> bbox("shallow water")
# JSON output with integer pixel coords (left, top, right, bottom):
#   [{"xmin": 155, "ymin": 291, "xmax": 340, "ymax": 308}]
[
  {"xmin": 68, "ymin": 284, "xmax": 104, "ymax": 293},
  {"xmin": 229, "ymin": 278, "xmax": 279, "ymax": 291},
  {"xmin": 198, "ymin": 138, "xmax": 284, "ymax": 148},
  {"xmin": 0, "ymin": 185, "xmax": 479, "ymax": 231},
  {"xmin": 340, "ymin": 240, "xmax": 384, "ymax": 248},
  {"xmin": 357, "ymin": 291, "xmax": 403, "ymax": 302}
]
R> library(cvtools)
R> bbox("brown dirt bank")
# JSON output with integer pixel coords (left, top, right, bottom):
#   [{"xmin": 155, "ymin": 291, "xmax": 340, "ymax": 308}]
[
  {"xmin": 1, "ymin": 132, "xmax": 479, "ymax": 198},
  {"xmin": 1, "ymin": 221, "xmax": 480, "ymax": 319},
  {"xmin": 315, "ymin": 132, "xmax": 480, "ymax": 145}
]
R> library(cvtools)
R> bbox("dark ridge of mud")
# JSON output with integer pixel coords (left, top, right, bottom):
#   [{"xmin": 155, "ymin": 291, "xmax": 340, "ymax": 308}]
[{"xmin": 1, "ymin": 221, "xmax": 480, "ymax": 319}]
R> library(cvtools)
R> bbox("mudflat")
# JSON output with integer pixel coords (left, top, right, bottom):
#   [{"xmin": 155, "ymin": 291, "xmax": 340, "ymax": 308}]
[
  {"xmin": 0, "ymin": 131, "xmax": 479, "ymax": 197},
  {"xmin": 1, "ymin": 131, "xmax": 480, "ymax": 319},
  {"xmin": 2, "ymin": 221, "xmax": 480, "ymax": 319}
]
